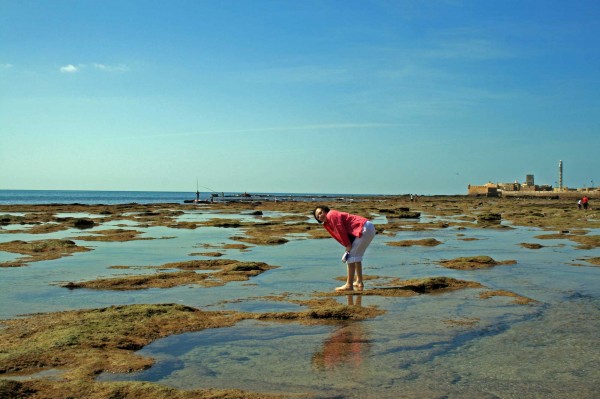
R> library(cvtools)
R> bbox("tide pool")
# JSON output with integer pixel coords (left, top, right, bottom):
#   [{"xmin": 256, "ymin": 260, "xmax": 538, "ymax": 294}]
[{"xmin": 1, "ymin": 205, "xmax": 598, "ymax": 398}]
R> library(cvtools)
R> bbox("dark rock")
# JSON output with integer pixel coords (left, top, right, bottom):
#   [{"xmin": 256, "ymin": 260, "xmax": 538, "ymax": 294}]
[
  {"xmin": 396, "ymin": 211, "xmax": 420, "ymax": 219},
  {"xmin": 477, "ymin": 213, "xmax": 501, "ymax": 222},
  {"xmin": 73, "ymin": 219, "xmax": 95, "ymax": 229}
]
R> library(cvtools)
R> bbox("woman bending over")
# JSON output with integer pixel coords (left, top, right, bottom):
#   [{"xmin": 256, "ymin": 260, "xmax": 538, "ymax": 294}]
[{"xmin": 313, "ymin": 205, "xmax": 376, "ymax": 291}]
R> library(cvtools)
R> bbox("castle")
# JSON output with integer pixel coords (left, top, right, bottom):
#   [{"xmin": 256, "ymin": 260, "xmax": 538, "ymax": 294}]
[{"xmin": 467, "ymin": 161, "xmax": 598, "ymax": 197}]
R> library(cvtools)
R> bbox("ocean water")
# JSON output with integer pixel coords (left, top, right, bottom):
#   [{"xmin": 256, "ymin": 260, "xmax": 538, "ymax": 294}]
[
  {"xmin": 1, "ymin": 196, "xmax": 599, "ymax": 398},
  {"xmin": 0, "ymin": 189, "xmax": 372, "ymax": 205}
]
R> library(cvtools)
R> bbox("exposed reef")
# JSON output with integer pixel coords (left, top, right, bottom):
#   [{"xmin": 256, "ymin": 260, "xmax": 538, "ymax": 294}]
[
  {"xmin": 73, "ymin": 229, "xmax": 154, "ymax": 242},
  {"xmin": 519, "ymin": 243, "xmax": 545, "ymax": 249},
  {"xmin": 386, "ymin": 238, "xmax": 442, "ymax": 247},
  {"xmin": 0, "ymin": 239, "xmax": 92, "ymax": 267},
  {"xmin": 438, "ymin": 256, "xmax": 517, "ymax": 270},
  {"xmin": 61, "ymin": 260, "xmax": 278, "ymax": 290}
]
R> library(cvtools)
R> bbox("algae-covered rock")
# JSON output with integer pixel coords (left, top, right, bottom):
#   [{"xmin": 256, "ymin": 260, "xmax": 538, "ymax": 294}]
[
  {"xmin": 73, "ymin": 218, "xmax": 95, "ymax": 229},
  {"xmin": 585, "ymin": 257, "xmax": 600, "ymax": 265},
  {"xmin": 72, "ymin": 229, "xmax": 153, "ymax": 242},
  {"xmin": 230, "ymin": 235, "xmax": 289, "ymax": 245},
  {"xmin": 477, "ymin": 213, "xmax": 501, "ymax": 223},
  {"xmin": 479, "ymin": 289, "xmax": 537, "ymax": 305},
  {"xmin": 0, "ymin": 239, "xmax": 92, "ymax": 267},
  {"xmin": 323, "ymin": 276, "xmax": 484, "ymax": 297},
  {"xmin": 439, "ymin": 256, "xmax": 516, "ymax": 270},
  {"xmin": 60, "ymin": 260, "xmax": 279, "ymax": 290},
  {"xmin": 0, "ymin": 302, "xmax": 382, "ymax": 398},
  {"xmin": 520, "ymin": 243, "xmax": 544, "ymax": 249},
  {"xmin": 386, "ymin": 238, "xmax": 442, "ymax": 247},
  {"xmin": 393, "ymin": 276, "xmax": 484, "ymax": 293},
  {"xmin": 389, "ymin": 211, "xmax": 421, "ymax": 219}
]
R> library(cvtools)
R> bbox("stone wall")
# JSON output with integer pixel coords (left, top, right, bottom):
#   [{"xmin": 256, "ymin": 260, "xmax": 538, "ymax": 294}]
[
  {"xmin": 502, "ymin": 191, "xmax": 600, "ymax": 199},
  {"xmin": 467, "ymin": 185, "xmax": 499, "ymax": 197}
]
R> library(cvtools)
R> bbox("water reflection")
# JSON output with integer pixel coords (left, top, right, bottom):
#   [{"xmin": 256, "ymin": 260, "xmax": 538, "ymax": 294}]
[{"xmin": 312, "ymin": 295, "xmax": 371, "ymax": 370}]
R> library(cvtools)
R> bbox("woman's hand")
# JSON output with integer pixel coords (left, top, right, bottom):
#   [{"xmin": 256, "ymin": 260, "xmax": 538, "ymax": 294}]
[{"xmin": 345, "ymin": 245, "xmax": 352, "ymax": 253}]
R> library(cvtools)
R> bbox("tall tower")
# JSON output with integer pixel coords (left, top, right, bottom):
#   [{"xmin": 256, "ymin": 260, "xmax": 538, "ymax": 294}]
[
  {"xmin": 558, "ymin": 160, "xmax": 563, "ymax": 190},
  {"xmin": 526, "ymin": 174, "xmax": 535, "ymax": 186}
]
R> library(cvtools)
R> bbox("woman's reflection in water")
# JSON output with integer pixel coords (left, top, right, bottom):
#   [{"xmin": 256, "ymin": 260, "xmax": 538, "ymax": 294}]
[{"xmin": 312, "ymin": 295, "xmax": 371, "ymax": 370}]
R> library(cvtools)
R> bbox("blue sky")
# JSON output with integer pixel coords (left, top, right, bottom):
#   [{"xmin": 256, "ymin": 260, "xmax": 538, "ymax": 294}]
[{"xmin": 1, "ymin": 0, "xmax": 598, "ymax": 195}]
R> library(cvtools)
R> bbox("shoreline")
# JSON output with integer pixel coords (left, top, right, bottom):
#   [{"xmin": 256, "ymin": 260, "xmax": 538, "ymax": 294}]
[{"xmin": 1, "ymin": 190, "xmax": 599, "ymax": 207}]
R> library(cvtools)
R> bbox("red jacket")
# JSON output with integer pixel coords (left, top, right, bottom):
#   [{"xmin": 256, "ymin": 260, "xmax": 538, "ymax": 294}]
[{"xmin": 323, "ymin": 209, "xmax": 369, "ymax": 247}]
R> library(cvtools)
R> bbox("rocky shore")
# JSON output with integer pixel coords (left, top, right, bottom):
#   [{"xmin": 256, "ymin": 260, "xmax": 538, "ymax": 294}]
[{"xmin": 0, "ymin": 195, "xmax": 598, "ymax": 398}]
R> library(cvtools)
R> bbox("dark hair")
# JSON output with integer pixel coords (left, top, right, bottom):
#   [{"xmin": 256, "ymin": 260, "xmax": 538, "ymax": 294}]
[{"xmin": 313, "ymin": 205, "xmax": 330, "ymax": 223}]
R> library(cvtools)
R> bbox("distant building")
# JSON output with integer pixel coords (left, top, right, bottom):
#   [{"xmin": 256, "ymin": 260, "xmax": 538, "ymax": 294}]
[
  {"xmin": 468, "ymin": 174, "xmax": 554, "ymax": 196},
  {"xmin": 467, "ymin": 161, "xmax": 597, "ymax": 197},
  {"xmin": 526, "ymin": 174, "xmax": 534, "ymax": 186},
  {"xmin": 498, "ymin": 181, "xmax": 520, "ymax": 192},
  {"xmin": 468, "ymin": 182, "xmax": 499, "ymax": 197}
]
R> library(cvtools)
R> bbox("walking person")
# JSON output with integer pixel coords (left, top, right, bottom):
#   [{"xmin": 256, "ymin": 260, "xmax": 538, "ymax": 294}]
[{"xmin": 313, "ymin": 206, "xmax": 376, "ymax": 291}]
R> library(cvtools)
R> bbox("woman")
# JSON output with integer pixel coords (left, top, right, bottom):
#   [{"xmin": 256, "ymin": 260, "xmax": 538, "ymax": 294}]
[{"xmin": 313, "ymin": 205, "xmax": 376, "ymax": 291}]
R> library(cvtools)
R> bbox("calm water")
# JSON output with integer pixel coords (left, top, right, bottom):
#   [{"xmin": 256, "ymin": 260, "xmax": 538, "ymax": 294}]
[
  {"xmin": 0, "ymin": 190, "xmax": 375, "ymax": 205},
  {"xmin": 1, "ymin": 199, "xmax": 598, "ymax": 398}
]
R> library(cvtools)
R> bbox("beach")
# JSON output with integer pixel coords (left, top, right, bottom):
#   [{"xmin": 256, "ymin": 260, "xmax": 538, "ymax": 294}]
[{"xmin": 1, "ymin": 195, "xmax": 599, "ymax": 398}]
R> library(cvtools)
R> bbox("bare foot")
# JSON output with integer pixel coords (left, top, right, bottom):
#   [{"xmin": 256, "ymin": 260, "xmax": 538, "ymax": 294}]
[
  {"xmin": 335, "ymin": 284, "xmax": 354, "ymax": 292},
  {"xmin": 353, "ymin": 281, "xmax": 364, "ymax": 290}
]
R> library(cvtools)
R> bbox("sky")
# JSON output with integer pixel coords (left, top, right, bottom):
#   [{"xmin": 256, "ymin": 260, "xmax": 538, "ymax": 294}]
[{"xmin": 1, "ymin": 0, "xmax": 599, "ymax": 195}]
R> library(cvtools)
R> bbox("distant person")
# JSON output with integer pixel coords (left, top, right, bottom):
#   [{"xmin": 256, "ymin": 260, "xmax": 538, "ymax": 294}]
[
  {"xmin": 582, "ymin": 196, "xmax": 589, "ymax": 210},
  {"xmin": 578, "ymin": 199, "xmax": 582, "ymax": 210},
  {"xmin": 313, "ymin": 206, "xmax": 376, "ymax": 291}
]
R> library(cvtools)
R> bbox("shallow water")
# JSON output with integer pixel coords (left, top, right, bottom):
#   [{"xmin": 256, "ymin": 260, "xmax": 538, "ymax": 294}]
[{"xmin": 1, "ymin": 208, "xmax": 599, "ymax": 398}]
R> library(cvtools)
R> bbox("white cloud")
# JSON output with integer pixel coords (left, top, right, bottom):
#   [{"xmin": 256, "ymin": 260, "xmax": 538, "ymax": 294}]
[
  {"xmin": 58, "ymin": 63, "xmax": 129, "ymax": 74},
  {"xmin": 60, "ymin": 64, "xmax": 80, "ymax": 73},
  {"xmin": 92, "ymin": 63, "xmax": 129, "ymax": 72},
  {"xmin": 1, "ymin": 63, "xmax": 14, "ymax": 69}
]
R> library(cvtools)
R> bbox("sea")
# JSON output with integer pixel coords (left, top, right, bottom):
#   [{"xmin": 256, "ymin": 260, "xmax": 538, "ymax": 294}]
[{"xmin": 0, "ymin": 189, "xmax": 376, "ymax": 205}]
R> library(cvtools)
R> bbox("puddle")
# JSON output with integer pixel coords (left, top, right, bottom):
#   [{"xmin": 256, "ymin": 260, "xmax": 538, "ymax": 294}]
[
  {"xmin": 175, "ymin": 212, "xmax": 261, "ymax": 223},
  {"xmin": 102, "ymin": 219, "xmax": 141, "ymax": 227},
  {"xmin": 0, "ymin": 251, "xmax": 22, "ymax": 263},
  {"xmin": 0, "ymin": 224, "xmax": 34, "ymax": 231},
  {"xmin": 1, "ymin": 368, "xmax": 67, "ymax": 382},
  {"xmin": 98, "ymin": 293, "xmax": 588, "ymax": 398},
  {"xmin": 98, "ymin": 320, "xmax": 340, "ymax": 394},
  {"xmin": 54, "ymin": 213, "xmax": 106, "ymax": 219}
]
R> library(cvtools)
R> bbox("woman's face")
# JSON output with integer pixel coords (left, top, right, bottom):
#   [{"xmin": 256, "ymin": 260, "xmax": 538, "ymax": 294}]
[{"xmin": 315, "ymin": 207, "xmax": 328, "ymax": 223}]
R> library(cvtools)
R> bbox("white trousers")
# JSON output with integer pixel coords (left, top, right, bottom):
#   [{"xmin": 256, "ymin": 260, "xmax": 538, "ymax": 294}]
[{"xmin": 347, "ymin": 221, "xmax": 376, "ymax": 263}]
